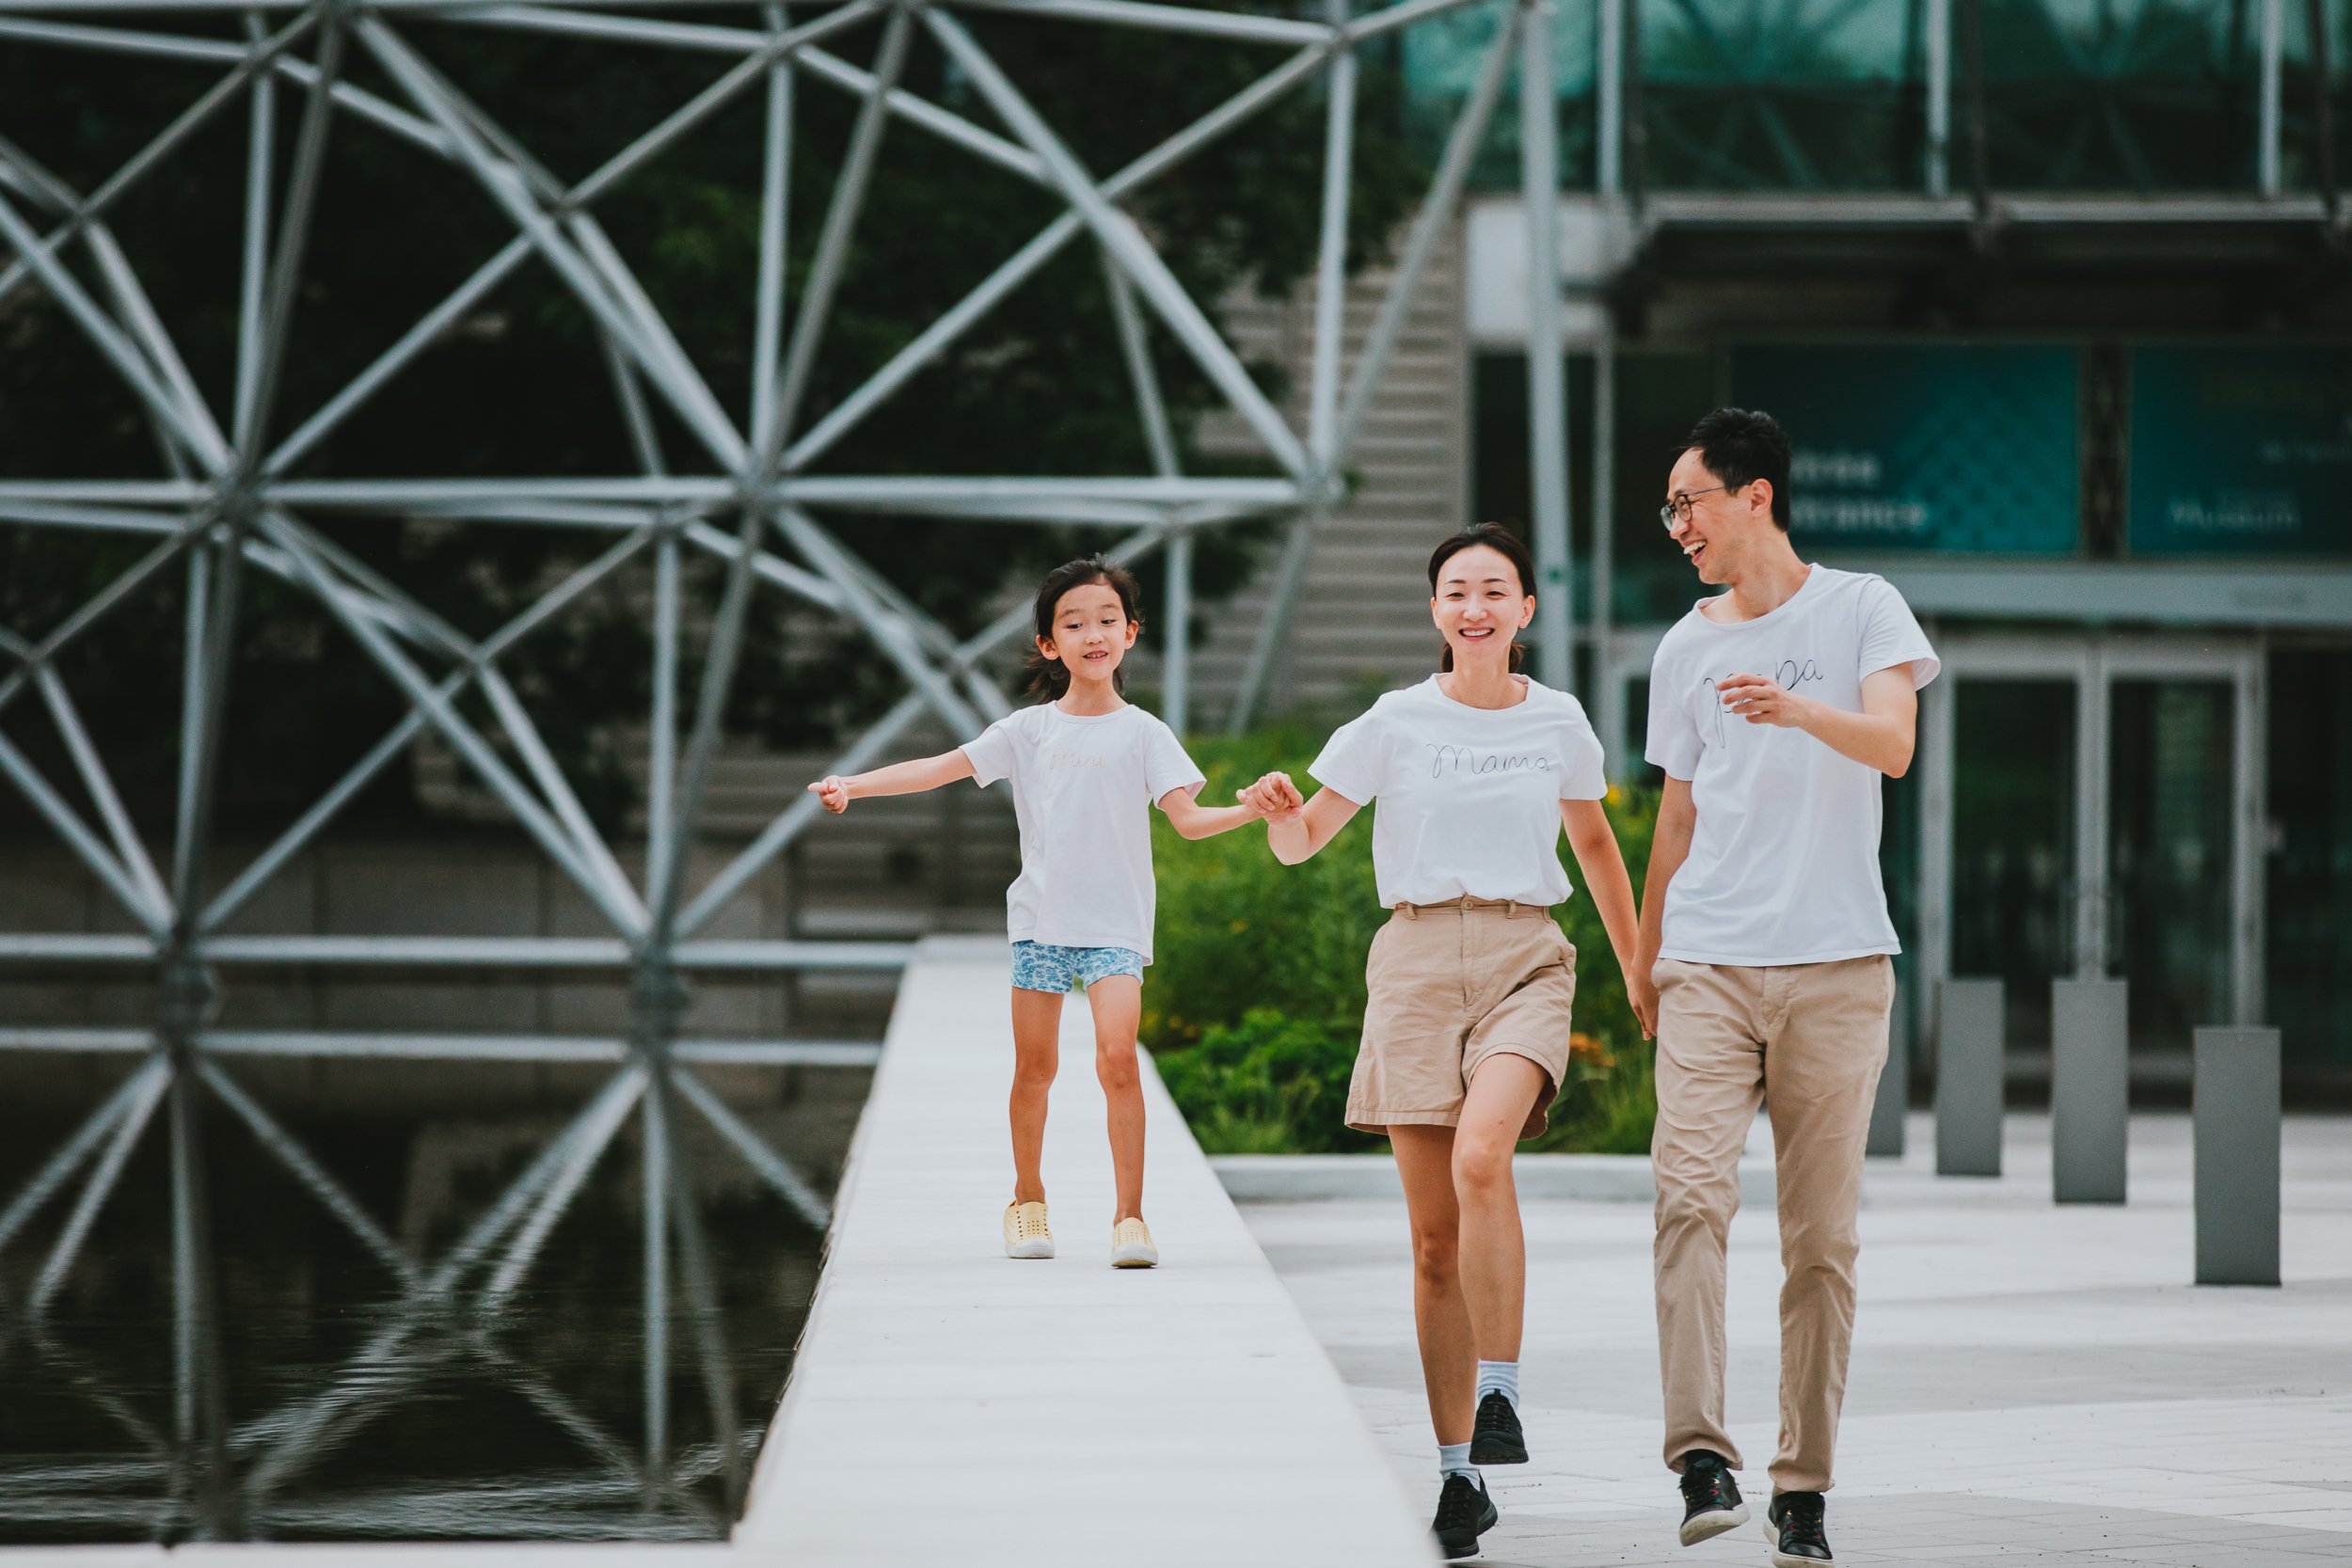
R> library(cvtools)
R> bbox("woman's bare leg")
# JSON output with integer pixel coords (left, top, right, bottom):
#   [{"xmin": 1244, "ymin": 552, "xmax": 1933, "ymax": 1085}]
[
  {"xmin": 1450, "ymin": 1053, "xmax": 1548, "ymax": 1363},
  {"xmin": 1085, "ymin": 975, "xmax": 1146, "ymax": 1223},
  {"xmin": 1008, "ymin": 988, "xmax": 1063, "ymax": 1203},
  {"xmin": 1392, "ymin": 1124, "xmax": 1475, "ymax": 1445}
]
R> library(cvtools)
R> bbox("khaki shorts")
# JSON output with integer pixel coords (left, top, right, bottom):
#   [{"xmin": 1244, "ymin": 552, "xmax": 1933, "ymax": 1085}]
[{"xmin": 1347, "ymin": 897, "xmax": 1578, "ymax": 1141}]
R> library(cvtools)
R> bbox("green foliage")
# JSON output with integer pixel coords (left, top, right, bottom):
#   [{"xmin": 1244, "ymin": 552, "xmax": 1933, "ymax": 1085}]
[
  {"xmin": 1154, "ymin": 1008, "xmax": 1377, "ymax": 1155},
  {"xmin": 1147, "ymin": 721, "xmax": 1661, "ymax": 1155},
  {"xmin": 1144, "ymin": 721, "xmax": 1385, "ymax": 1047}
]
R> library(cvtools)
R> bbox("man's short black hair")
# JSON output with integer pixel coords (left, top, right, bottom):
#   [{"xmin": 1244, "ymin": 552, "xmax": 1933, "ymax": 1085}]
[{"xmin": 1683, "ymin": 406, "xmax": 1791, "ymax": 531}]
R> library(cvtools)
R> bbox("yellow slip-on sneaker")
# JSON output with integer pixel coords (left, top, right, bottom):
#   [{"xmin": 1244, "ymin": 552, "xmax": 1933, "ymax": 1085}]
[
  {"xmin": 1110, "ymin": 1215, "xmax": 1158, "ymax": 1269},
  {"xmin": 1003, "ymin": 1199, "xmax": 1053, "ymax": 1259}
]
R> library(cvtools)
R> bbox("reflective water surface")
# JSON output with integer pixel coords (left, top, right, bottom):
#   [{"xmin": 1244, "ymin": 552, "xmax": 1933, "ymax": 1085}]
[{"xmin": 0, "ymin": 1059, "xmax": 856, "ymax": 1544}]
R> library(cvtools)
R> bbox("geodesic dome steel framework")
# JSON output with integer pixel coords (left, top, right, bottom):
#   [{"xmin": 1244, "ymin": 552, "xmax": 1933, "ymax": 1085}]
[{"xmin": 0, "ymin": 0, "xmax": 1574, "ymax": 1526}]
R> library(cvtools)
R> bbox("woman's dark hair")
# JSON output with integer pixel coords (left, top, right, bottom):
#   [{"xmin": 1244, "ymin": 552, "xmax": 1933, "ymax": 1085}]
[
  {"xmin": 1026, "ymin": 555, "xmax": 1145, "ymax": 699},
  {"xmin": 1426, "ymin": 524, "xmax": 1534, "ymax": 673},
  {"xmin": 1683, "ymin": 405, "xmax": 1792, "ymax": 530}
]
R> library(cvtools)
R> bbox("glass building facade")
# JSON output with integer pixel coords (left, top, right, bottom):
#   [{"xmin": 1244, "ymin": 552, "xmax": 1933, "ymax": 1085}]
[
  {"xmin": 1404, "ymin": 0, "xmax": 2352, "ymax": 197},
  {"xmin": 1412, "ymin": 0, "xmax": 2350, "ymax": 1089}
]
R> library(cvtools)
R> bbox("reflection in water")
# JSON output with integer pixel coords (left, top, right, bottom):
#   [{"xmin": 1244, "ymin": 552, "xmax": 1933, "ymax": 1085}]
[{"xmin": 0, "ymin": 1054, "xmax": 848, "ymax": 1544}]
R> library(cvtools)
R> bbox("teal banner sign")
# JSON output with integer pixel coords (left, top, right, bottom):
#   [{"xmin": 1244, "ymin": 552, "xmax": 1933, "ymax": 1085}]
[
  {"xmin": 2130, "ymin": 348, "xmax": 2352, "ymax": 557},
  {"xmin": 1729, "ymin": 345, "xmax": 2080, "ymax": 554}
]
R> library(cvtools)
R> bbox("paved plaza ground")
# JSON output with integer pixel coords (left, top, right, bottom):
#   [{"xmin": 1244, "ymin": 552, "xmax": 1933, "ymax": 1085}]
[{"xmin": 1239, "ymin": 1113, "xmax": 2352, "ymax": 1566}]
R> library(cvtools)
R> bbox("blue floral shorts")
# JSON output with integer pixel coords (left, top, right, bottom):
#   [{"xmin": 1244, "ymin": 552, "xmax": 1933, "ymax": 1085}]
[{"xmin": 1010, "ymin": 941, "xmax": 1145, "ymax": 994}]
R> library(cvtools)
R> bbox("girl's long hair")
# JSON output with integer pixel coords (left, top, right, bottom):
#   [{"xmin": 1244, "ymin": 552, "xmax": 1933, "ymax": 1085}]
[
  {"xmin": 1025, "ymin": 555, "xmax": 1145, "ymax": 699},
  {"xmin": 1426, "ymin": 523, "xmax": 1534, "ymax": 673}
]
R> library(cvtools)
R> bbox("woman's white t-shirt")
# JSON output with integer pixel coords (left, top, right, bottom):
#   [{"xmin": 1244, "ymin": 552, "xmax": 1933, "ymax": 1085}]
[
  {"xmin": 1308, "ymin": 674, "xmax": 1608, "ymax": 909},
  {"xmin": 1644, "ymin": 565, "xmax": 1938, "ymax": 966},
  {"xmin": 961, "ymin": 701, "xmax": 1204, "ymax": 962}
]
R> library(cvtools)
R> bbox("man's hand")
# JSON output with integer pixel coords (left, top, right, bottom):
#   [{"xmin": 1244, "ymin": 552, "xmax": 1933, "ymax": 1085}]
[
  {"xmin": 1716, "ymin": 673, "xmax": 1815, "ymax": 729},
  {"xmin": 807, "ymin": 775, "xmax": 852, "ymax": 814},
  {"xmin": 1717, "ymin": 667, "xmax": 1919, "ymax": 776},
  {"xmin": 1628, "ymin": 970, "xmax": 1659, "ymax": 1040}
]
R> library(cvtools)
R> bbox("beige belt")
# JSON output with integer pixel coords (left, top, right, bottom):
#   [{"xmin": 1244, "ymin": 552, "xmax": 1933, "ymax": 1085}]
[{"xmin": 1392, "ymin": 895, "xmax": 1550, "ymax": 920}]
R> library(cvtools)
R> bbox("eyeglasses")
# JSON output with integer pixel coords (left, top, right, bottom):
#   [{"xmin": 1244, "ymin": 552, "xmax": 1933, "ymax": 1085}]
[{"xmin": 1659, "ymin": 486, "xmax": 1727, "ymax": 531}]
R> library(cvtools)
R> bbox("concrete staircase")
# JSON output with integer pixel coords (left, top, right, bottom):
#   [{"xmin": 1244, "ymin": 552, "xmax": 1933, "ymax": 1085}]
[{"xmin": 1182, "ymin": 219, "xmax": 1470, "ymax": 725}]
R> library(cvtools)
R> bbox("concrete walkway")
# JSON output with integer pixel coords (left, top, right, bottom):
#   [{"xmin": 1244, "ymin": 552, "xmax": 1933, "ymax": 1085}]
[
  {"xmin": 740, "ymin": 936, "xmax": 1432, "ymax": 1566},
  {"xmin": 1238, "ymin": 1113, "xmax": 2352, "ymax": 1566}
]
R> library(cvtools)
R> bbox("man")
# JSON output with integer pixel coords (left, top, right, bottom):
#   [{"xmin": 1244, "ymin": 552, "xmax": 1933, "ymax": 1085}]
[{"xmin": 1628, "ymin": 407, "xmax": 1937, "ymax": 1567}]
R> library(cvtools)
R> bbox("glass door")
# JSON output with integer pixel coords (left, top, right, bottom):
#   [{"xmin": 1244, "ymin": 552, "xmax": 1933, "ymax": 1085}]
[
  {"xmin": 1921, "ymin": 634, "xmax": 2264, "ymax": 1072},
  {"xmin": 1918, "ymin": 637, "xmax": 2092, "ymax": 1057},
  {"xmin": 2101, "ymin": 644, "xmax": 2262, "ymax": 1059},
  {"xmin": 1947, "ymin": 679, "xmax": 2078, "ymax": 1051}
]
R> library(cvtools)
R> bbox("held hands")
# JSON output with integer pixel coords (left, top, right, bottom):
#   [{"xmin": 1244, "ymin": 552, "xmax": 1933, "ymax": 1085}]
[
  {"xmin": 1237, "ymin": 770, "xmax": 1304, "ymax": 822},
  {"xmin": 1628, "ymin": 970, "xmax": 1659, "ymax": 1040},
  {"xmin": 807, "ymin": 775, "xmax": 852, "ymax": 814},
  {"xmin": 1717, "ymin": 673, "xmax": 1813, "ymax": 730}
]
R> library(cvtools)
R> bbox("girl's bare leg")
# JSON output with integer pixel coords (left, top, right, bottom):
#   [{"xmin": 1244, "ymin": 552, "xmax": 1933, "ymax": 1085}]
[
  {"xmin": 1085, "ymin": 975, "xmax": 1146, "ymax": 1223},
  {"xmin": 1450, "ymin": 1053, "xmax": 1547, "ymax": 1363},
  {"xmin": 1008, "ymin": 988, "xmax": 1063, "ymax": 1203},
  {"xmin": 1391, "ymin": 1124, "xmax": 1475, "ymax": 1445}
]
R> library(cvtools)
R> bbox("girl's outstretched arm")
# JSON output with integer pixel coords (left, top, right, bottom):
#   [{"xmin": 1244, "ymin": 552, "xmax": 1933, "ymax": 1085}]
[
  {"xmin": 1240, "ymin": 771, "xmax": 1360, "ymax": 865},
  {"xmin": 808, "ymin": 750, "xmax": 977, "ymax": 813},
  {"xmin": 1157, "ymin": 786, "xmax": 1265, "ymax": 840},
  {"xmin": 1561, "ymin": 797, "xmax": 1650, "ymax": 1038}
]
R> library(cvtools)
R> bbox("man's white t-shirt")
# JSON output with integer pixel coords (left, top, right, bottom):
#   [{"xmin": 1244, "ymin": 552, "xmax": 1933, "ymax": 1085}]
[
  {"xmin": 961, "ymin": 701, "xmax": 1204, "ymax": 962},
  {"xmin": 1310, "ymin": 674, "xmax": 1608, "ymax": 909},
  {"xmin": 1645, "ymin": 566, "xmax": 1938, "ymax": 967}
]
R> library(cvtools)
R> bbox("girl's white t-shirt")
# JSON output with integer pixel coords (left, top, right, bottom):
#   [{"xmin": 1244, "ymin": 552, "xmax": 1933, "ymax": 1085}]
[
  {"xmin": 1644, "ymin": 565, "xmax": 1939, "ymax": 966},
  {"xmin": 961, "ymin": 701, "xmax": 1204, "ymax": 962},
  {"xmin": 1308, "ymin": 674, "xmax": 1608, "ymax": 909}
]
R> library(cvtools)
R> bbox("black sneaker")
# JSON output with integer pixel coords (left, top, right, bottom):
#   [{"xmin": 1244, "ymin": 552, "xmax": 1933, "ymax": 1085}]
[
  {"xmin": 1431, "ymin": 1471, "xmax": 1499, "ymax": 1560},
  {"xmin": 1676, "ymin": 1448, "xmax": 1749, "ymax": 1546},
  {"xmin": 1468, "ymin": 1390, "xmax": 1527, "ymax": 1465},
  {"xmin": 1765, "ymin": 1490, "xmax": 1832, "ymax": 1565}
]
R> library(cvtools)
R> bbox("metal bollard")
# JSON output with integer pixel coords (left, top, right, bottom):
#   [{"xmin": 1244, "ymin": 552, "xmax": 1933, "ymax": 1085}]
[
  {"xmin": 2193, "ymin": 1026, "xmax": 2281, "ymax": 1287},
  {"xmin": 1867, "ymin": 981, "xmax": 1909, "ymax": 1158},
  {"xmin": 2052, "ymin": 977, "xmax": 2129, "ymax": 1204},
  {"xmin": 1935, "ymin": 978, "xmax": 2004, "ymax": 1177}
]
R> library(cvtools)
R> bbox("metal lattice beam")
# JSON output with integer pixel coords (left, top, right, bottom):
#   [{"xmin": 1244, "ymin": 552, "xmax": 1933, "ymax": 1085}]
[{"xmin": 0, "ymin": 0, "xmax": 1559, "ymax": 1528}]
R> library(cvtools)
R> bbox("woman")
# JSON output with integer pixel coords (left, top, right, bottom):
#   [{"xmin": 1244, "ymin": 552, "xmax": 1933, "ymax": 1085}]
[{"xmin": 1241, "ymin": 524, "xmax": 1645, "ymax": 1560}]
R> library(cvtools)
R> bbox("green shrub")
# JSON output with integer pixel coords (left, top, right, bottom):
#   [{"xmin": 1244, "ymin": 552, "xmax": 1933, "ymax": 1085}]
[
  {"xmin": 1525, "ymin": 1027, "xmax": 1658, "ymax": 1155},
  {"xmin": 1147, "ymin": 721, "xmax": 1662, "ymax": 1155},
  {"xmin": 1154, "ymin": 1009, "xmax": 1382, "ymax": 1154}
]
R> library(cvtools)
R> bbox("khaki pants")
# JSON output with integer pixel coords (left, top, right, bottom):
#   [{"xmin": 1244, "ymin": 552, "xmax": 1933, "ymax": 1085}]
[{"xmin": 1650, "ymin": 955, "xmax": 1892, "ymax": 1494}]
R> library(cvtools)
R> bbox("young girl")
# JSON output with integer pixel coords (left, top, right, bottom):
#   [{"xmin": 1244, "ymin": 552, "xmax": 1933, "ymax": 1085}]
[
  {"xmin": 1239, "ymin": 524, "xmax": 1645, "ymax": 1559},
  {"xmin": 810, "ymin": 555, "xmax": 1265, "ymax": 1268}
]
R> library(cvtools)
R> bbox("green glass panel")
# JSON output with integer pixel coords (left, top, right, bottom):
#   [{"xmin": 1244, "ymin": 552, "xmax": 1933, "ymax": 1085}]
[
  {"xmin": 1401, "ymin": 7, "xmax": 1595, "ymax": 189},
  {"xmin": 2127, "ymin": 347, "xmax": 2352, "ymax": 558},
  {"xmin": 2266, "ymin": 648, "xmax": 2352, "ymax": 1075},
  {"xmin": 1635, "ymin": 0, "xmax": 1926, "ymax": 191},
  {"xmin": 1729, "ymin": 344, "xmax": 2081, "ymax": 553},
  {"xmin": 2108, "ymin": 679, "xmax": 2235, "ymax": 1053},
  {"xmin": 1979, "ymin": 0, "xmax": 2265, "ymax": 191},
  {"xmin": 1951, "ymin": 678, "xmax": 2077, "ymax": 1052}
]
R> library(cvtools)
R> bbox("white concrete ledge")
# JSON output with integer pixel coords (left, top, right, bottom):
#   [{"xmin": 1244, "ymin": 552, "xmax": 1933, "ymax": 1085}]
[
  {"xmin": 738, "ymin": 936, "xmax": 1433, "ymax": 1567},
  {"xmin": 1213, "ymin": 1152, "xmax": 1778, "ymax": 1205}
]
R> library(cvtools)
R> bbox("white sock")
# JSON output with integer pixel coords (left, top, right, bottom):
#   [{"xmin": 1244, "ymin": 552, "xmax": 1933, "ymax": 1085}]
[
  {"xmin": 1476, "ymin": 1359, "xmax": 1520, "ymax": 1409},
  {"xmin": 1438, "ymin": 1441, "xmax": 1479, "ymax": 1482}
]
